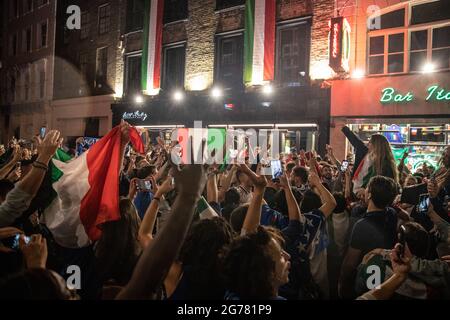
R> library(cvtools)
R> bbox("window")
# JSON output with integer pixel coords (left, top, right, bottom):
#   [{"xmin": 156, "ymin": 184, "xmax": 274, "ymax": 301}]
[
  {"xmin": 39, "ymin": 68, "xmax": 45, "ymax": 99},
  {"xmin": 79, "ymin": 52, "xmax": 89, "ymax": 78},
  {"xmin": 368, "ymin": 33, "xmax": 405, "ymax": 75},
  {"xmin": 80, "ymin": 12, "xmax": 90, "ymax": 39},
  {"xmin": 23, "ymin": 0, "xmax": 33, "ymax": 14},
  {"xmin": 162, "ymin": 45, "xmax": 186, "ymax": 90},
  {"xmin": 163, "ymin": 0, "xmax": 188, "ymax": 24},
  {"xmin": 9, "ymin": 33, "xmax": 18, "ymax": 56},
  {"xmin": 96, "ymin": 47, "xmax": 108, "ymax": 88},
  {"xmin": 215, "ymin": 34, "xmax": 243, "ymax": 89},
  {"xmin": 411, "ymin": 1, "xmax": 450, "ymax": 25},
  {"xmin": 432, "ymin": 26, "xmax": 450, "ymax": 70},
  {"xmin": 410, "ymin": 30, "xmax": 428, "ymax": 71},
  {"xmin": 368, "ymin": 9, "xmax": 405, "ymax": 31},
  {"xmin": 216, "ymin": 0, "xmax": 244, "ymax": 11},
  {"xmin": 98, "ymin": 4, "xmax": 111, "ymax": 35},
  {"xmin": 126, "ymin": 0, "xmax": 144, "ymax": 33},
  {"xmin": 10, "ymin": 0, "xmax": 19, "ymax": 19},
  {"xmin": 24, "ymin": 69, "xmax": 31, "ymax": 101},
  {"xmin": 26, "ymin": 27, "xmax": 32, "ymax": 52},
  {"xmin": 37, "ymin": 21, "xmax": 48, "ymax": 48},
  {"xmin": 125, "ymin": 54, "xmax": 142, "ymax": 96},
  {"xmin": 276, "ymin": 22, "xmax": 310, "ymax": 86}
]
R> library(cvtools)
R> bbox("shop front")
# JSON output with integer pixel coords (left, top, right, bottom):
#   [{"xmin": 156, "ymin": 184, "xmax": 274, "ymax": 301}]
[
  {"xmin": 330, "ymin": 72, "xmax": 450, "ymax": 171},
  {"xmin": 112, "ymin": 85, "xmax": 331, "ymax": 155}
]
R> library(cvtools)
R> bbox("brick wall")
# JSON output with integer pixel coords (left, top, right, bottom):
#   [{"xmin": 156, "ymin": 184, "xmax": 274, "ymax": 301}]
[
  {"xmin": 277, "ymin": 0, "xmax": 313, "ymax": 20},
  {"xmin": 216, "ymin": 7, "xmax": 245, "ymax": 33},
  {"xmin": 185, "ymin": 0, "xmax": 218, "ymax": 90}
]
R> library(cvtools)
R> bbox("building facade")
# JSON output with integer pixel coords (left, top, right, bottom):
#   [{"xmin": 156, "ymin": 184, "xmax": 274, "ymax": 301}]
[
  {"xmin": 52, "ymin": 0, "xmax": 123, "ymax": 144},
  {"xmin": 329, "ymin": 0, "xmax": 450, "ymax": 171},
  {"xmin": 112, "ymin": 0, "xmax": 338, "ymax": 155},
  {"xmin": 0, "ymin": 0, "xmax": 56, "ymax": 142}
]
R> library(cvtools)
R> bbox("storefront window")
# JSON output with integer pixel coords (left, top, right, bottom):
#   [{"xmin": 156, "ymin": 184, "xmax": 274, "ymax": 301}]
[{"xmin": 348, "ymin": 123, "xmax": 449, "ymax": 173}]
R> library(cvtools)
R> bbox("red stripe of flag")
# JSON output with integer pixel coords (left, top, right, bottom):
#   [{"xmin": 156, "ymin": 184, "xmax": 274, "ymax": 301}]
[{"xmin": 263, "ymin": 0, "xmax": 276, "ymax": 81}]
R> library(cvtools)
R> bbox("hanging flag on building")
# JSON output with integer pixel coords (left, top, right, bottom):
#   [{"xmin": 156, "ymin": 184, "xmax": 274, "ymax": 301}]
[
  {"xmin": 141, "ymin": 0, "xmax": 164, "ymax": 95},
  {"xmin": 243, "ymin": 0, "xmax": 276, "ymax": 85}
]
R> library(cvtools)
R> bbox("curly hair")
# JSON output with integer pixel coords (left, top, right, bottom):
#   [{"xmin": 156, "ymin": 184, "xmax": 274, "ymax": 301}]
[
  {"xmin": 220, "ymin": 226, "xmax": 285, "ymax": 299},
  {"xmin": 177, "ymin": 216, "xmax": 235, "ymax": 299}
]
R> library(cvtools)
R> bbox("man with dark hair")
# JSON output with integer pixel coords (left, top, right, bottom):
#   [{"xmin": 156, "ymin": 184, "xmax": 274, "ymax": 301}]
[
  {"xmin": 233, "ymin": 169, "xmax": 253, "ymax": 205},
  {"xmin": 339, "ymin": 175, "xmax": 398, "ymax": 299},
  {"xmin": 291, "ymin": 166, "xmax": 309, "ymax": 193}
]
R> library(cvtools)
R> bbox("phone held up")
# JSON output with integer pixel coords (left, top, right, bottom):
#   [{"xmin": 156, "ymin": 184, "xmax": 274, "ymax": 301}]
[
  {"xmin": 398, "ymin": 225, "xmax": 407, "ymax": 259},
  {"xmin": 1, "ymin": 234, "xmax": 31, "ymax": 251},
  {"xmin": 271, "ymin": 160, "xmax": 283, "ymax": 182},
  {"xmin": 340, "ymin": 160, "xmax": 349, "ymax": 172}
]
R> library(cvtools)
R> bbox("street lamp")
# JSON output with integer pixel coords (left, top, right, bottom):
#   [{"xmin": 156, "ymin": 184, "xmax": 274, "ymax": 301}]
[
  {"xmin": 173, "ymin": 90, "xmax": 184, "ymax": 102},
  {"xmin": 262, "ymin": 84, "xmax": 273, "ymax": 95},
  {"xmin": 211, "ymin": 87, "xmax": 222, "ymax": 99},
  {"xmin": 351, "ymin": 69, "xmax": 365, "ymax": 79},
  {"xmin": 135, "ymin": 95, "xmax": 144, "ymax": 104},
  {"xmin": 422, "ymin": 63, "xmax": 435, "ymax": 73}
]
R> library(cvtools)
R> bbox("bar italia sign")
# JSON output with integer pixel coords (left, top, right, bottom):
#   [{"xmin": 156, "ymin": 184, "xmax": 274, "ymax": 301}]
[{"xmin": 380, "ymin": 85, "xmax": 450, "ymax": 104}]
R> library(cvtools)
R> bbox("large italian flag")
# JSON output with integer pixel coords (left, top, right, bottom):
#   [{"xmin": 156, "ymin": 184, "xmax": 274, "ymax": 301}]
[
  {"xmin": 141, "ymin": 0, "xmax": 164, "ymax": 95},
  {"xmin": 42, "ymin": 126, "xmax": 144, "ymax": 248},
  {"xmin": 243, "ymin": 0, "xmax": 276, "ymax": 85}
]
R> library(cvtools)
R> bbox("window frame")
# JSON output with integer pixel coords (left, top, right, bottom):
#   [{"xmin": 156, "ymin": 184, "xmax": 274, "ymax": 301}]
[
  {"xmin": 80, "ymin": 11, "xmax": 90, "ymax": 40},
  {"xmin": 275, "ymin": 18, "xmax": 311, "ymax": 87},
  {"xmin": 95, "ymin": 47, "xmax": 109, "ymax": 88},
  {"xmin": 98, "ymin": 3, "xmax": 111, "ymax": 35},
  {"xmin": 214, "ymin": 31, "xmax": 244, "ymax": 90},
  {"xmin": 366, "ymin": 1, "xmax": 450, "ymax": 75},
  {"xmin": 124, "ymin": 52, "xmax": 143, "ymax": 96},
  {"xmin": 23, "ymin": 0, "xmax": 33, "ymax": 15},
  {"xmin": 37, "ymin": 20, "xmax": 48, "ymax": 50},
  {"xmin": 161, "ymin": 42, "xmax": 186, "ymax": 91},
  {"xmin": 36, "ymin": 0, "xmax": 49, "ymax": 9}
]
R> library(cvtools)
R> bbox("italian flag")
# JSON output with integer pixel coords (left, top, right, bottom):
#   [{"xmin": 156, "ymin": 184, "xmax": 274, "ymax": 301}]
[
  {"xmin": 141, "ymin": 0, "xmax": 164, "ymax": 95},
  {"xmin": 42, "ymin": 126, "xmax": 144, "ymax": 248},
  {"xmin": 196, "ymin": 196, "xmax": 219, "ymax": 220},
  {"xmin": 352, "ymin": 154, "xmax": 376, "ymax": 193},
  {"xmin": 243, "ymin": 0, "xmax": 276, "ymax": 85}
]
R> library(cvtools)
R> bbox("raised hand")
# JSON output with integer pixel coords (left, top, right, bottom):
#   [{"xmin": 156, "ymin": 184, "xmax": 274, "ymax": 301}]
[
  {"xmin": 37, "ymin": 130, "xmax": 63, "ymax": 164},
  {"xmin": 390, "ymin": 243, "xmax": 412, "ymax": 277},
  {"xmin": 308, "ymin": 172, "xmax": 321, "ymax": 188},
  {"xmin": 155, "ymin": 176, "xmax": 174, "ymax": 196},
  {"xmin": 0, "ymin": 227, "xmax": 23, "ymax": 253},
  {"xmin": 19, "ymin": 233, "xmax": 48, "ymax": 269},
  {"xmin": 278, "ymin": 173, "xmax": 291, "ymax": 190},
  {"xmin": 239, "ymin": 163, "xmax": 267, "ymax": 191}
]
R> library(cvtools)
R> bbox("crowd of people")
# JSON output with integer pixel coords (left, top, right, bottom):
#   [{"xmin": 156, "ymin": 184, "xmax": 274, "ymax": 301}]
[{"xmin": 0, "ymin": 123, "xmax": 449, "ymax": 300}]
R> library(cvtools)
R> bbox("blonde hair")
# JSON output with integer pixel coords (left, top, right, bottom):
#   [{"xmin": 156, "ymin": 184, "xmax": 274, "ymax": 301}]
[{"xmin": 369, "ymin": 134, "xmax": 399, "ymax": 183}]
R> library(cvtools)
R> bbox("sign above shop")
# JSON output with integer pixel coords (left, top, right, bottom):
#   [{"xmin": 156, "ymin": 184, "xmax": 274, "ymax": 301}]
[
  {"xmin": 329, "ymin": 17, "xmax": 351, "ymax": 73},
  {"xmin": 380, "ymin": 85, "xmax": 450, "ymax": 104},
  {"xmin": 122, "ymin": 111, "xmax": 148, "ymax": 121}
]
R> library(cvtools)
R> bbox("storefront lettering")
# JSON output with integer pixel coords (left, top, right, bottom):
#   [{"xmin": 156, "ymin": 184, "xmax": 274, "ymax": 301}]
[
  {"xmin": 380, "ymin": 88, "xmax": 414, "ymax": 103},
  {"xmin": 426, "ymin": 85, "xmax": 450, "ymax": 101},
  {"xmin": 380, "ymin": 85, "xmax": 450, "ymax": 104},
  {"xmin": 122, "ymin": 111, "xmax": 148, "ymax": 121}
]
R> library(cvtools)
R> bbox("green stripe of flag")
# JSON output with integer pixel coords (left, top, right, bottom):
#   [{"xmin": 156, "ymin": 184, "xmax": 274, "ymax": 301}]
[
  {"xmin": 243, "ymin": 0, "xmax": 255, "ymax": 84},
  {"xmin": 51, "ymin": 149, "xmax": 72, "ymax": 183},
  {"xmin": 141, "ymin": 0, "xmax": 150, "ymax": 91}
]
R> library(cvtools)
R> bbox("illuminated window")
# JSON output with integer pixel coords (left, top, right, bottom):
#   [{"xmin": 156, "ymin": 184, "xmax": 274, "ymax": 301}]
[{"xmin": 125, "ymin": 54, "xmax": 142, "ymax": 95}]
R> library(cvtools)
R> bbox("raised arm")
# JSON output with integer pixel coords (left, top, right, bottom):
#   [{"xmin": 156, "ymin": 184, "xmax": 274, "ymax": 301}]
[
  {"xmin": 0, "ymin": 146, "xmax": 21, "ymax": 180},
  {"xmin": 218, "ymin": 165, "xmax": 237, "ymax": 203},
  {"xmin": 240, "ymin": 164, "xmax": 267, "ymax": 234},
  {"xmin": 206, "ymin": 169, "xmax": 219, "ymax": 204},
  {"xmin": 326, "ymin": 144, "xmax": 341, "ymax": 167},
  {"xmin": 116, "ymin": 164, "xmax": 208, "ymax": 299},
  {"xmin": 341, "ymin": 126, "xmax": 367, "ymax": 152},
  {"xmin": 308, "ymin": 172, "xmax": 337, "ymax": 217},
  {"xmin": 279, "ymin": 173, "xmax": 303, "ymax": 223},
  {"xmin": 138, "ymin": 176, "xmax": 174, "ymax": 248}
]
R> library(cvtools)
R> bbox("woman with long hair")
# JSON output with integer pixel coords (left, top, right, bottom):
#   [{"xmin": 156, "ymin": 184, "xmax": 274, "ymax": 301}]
[
  {"xmin": 95, "ymin": 198, "xmax": 142, "ymax": 287},
  {"xmin": 368, "ymin": 134, "xmax": 399, "ymax": 183}
]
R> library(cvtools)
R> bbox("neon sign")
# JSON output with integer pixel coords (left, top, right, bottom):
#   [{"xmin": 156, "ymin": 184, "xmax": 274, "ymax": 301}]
[
  {"xmin": 122, "ymin": 111, "xmax": 148, "ymax": 121},
  {"xmin": 329, "ymin": 17, "xmax": 351, "ymax": 73},
  {"xmin": 380, "ymin": 85, "xmax": 450, "ymax": 104}
]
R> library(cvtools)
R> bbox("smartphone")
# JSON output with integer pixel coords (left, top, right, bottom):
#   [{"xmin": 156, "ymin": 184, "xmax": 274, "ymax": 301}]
[
  {"xmin": 136, "ymin": 179, "xmax": 152, "ymax": 191},
  {"xmin": 40, "ymin": 127, "xmax": 46, "ymax": 139},
  {"xmin": 417, "ymin": 194, "xmax": 430, "ymax": 215},
  {"xmin": 16, "ymin": 161, "xmax": 21, "ymax": 170},
  {"xmin": 271, "ymin": 160, "xmax": 283, "ymax": 181},
  {"xmin": 1, "ymin": 234, "xmax": 31, "ymax": 251},
  {"xmin": 340, "ymin": 160, "xmax": 349, "ymax": 172},
  {"xmin": 398, "ymin": 225, "xmax": 406, "ymax": 259}
]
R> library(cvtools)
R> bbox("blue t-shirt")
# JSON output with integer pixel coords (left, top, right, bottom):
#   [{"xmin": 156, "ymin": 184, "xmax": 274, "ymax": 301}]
[{"xmin": 133, "ymin": 191, "xmax": 153, "ymax": 220}]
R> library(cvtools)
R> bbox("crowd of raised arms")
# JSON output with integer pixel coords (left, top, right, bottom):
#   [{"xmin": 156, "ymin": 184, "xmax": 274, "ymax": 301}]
[{"xmin": 0, "ymin": 122, "xmax": 449, "ymax": 300}]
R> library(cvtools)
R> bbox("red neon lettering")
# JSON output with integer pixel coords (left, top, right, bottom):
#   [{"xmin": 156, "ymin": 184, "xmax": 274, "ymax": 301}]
[{"xmin": 332, "ymin": 23, "xmax": 340, "ymax": 58}]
